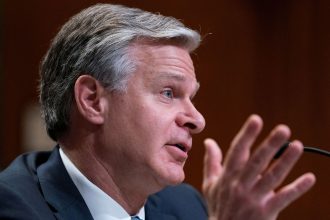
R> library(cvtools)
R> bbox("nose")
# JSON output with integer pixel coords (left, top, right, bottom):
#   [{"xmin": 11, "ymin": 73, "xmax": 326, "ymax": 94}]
[{"xmin": 176, "ymin": 101, "xmax": 206, "ymax": 134}]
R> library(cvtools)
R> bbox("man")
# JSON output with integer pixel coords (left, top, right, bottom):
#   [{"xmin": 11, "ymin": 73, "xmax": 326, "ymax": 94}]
[{"xmin": 0, "ymin": 3, "xmax": 315, "ymax": 220}]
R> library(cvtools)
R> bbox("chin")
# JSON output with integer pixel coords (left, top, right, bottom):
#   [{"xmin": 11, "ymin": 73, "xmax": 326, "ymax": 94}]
[
  {"xmin": 148, "ymin": 170, "xmax": 185, "ymax": 195},
  {"xmin": 168, "ymin": 177, "xmax": 185, "ymax": 186},
  {"xmin": 150, "ymin": 160, "xmax": 186, "ymax": 189},
  {"xmin": 160, "ymin": 168, "xmax": 186, "ymax": 186}
]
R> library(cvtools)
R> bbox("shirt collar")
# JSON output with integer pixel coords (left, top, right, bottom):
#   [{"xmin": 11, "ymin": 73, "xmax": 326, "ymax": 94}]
[{"xmin": 59, "ymin": 148, "xmax": 145, "ymax": 220}]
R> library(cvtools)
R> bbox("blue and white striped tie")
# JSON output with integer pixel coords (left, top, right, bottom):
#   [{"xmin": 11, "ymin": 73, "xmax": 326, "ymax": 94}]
[{"xmin": 131, "ymin": 216, "xmax": 142, "ymax": 220}]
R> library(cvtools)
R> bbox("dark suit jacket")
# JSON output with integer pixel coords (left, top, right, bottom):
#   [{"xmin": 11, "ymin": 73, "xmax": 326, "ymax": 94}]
[{"xmin": 0, "ymin": 147, "xmax": 208, "ymax": 219}]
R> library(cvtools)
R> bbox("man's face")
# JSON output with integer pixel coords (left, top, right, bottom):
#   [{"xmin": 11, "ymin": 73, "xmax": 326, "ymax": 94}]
[{"xmin": 99, "ymin": 43, "xmax": 205, "ymax": 192}]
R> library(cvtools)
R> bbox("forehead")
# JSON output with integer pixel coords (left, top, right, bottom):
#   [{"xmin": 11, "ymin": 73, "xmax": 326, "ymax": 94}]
[{"xmin": 129, "ymin": 42, "xmax": 197, "ymax": 81}]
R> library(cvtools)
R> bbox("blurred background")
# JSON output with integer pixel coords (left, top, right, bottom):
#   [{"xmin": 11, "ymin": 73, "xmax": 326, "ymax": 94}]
[{"xmin": 1, "ymin": 0, "xmax": 329, "ymax": 219}]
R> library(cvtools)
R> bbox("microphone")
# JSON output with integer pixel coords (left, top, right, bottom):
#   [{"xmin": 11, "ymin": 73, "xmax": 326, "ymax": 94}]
[{"xmin": 274, "ymin": 142, "xmax": 330, "ymax": 159}]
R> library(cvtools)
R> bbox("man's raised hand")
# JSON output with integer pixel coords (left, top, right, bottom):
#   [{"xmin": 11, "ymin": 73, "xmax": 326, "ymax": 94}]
[{"xmin": 203, "ymin": 115, "xmax": 316, "ymax": 220}]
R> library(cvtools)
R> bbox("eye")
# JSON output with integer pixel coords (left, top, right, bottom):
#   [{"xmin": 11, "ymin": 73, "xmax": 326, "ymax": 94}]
[{"xmin": 161, "ymin": 89, "xmax": 174, "ymax": 99}]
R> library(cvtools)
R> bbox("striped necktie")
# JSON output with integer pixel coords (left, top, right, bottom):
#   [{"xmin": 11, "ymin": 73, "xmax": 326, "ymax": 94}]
[{"xmin": 131, "ymin": 216, "xmax": 142, "ymax": 220}]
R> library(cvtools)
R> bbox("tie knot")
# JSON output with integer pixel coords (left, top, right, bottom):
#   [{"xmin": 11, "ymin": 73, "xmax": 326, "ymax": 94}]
[{"xmin": 131, "ymin": 216, "xmax": 142, "ymax": 220}]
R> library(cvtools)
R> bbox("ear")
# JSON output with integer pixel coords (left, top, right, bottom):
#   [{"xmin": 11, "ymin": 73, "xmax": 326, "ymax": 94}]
[{"xmin": 74, "ymin": 75, "xmax": 107, "ymax": 125}]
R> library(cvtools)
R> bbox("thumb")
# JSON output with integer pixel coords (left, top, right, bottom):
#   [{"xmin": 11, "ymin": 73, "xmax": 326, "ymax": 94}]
[{"xmin": 203, "ymin": 138, "xmax": 223, "ymax": 190}]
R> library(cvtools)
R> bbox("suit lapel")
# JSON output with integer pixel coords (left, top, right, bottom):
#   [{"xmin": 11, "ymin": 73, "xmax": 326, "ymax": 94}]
[
  {"xmin": 36, "ymin": 147, "xmax": 179, "ymax": 220},
  {"xmin": 37, "ymin": 147, "xmax": 93, "ymax": 220},
  {"xmin": 145, "ymin": 195, "xmax": 177, "ymax": 220},
  {"xmin": 145, "ymin": 210, "xmax": 177, "ymax": 220}
]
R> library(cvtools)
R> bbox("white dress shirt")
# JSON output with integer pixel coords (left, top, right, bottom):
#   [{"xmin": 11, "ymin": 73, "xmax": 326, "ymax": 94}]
[{"xmin": 59, "ymin": 148, "xmax": 145, "ymax": 220}]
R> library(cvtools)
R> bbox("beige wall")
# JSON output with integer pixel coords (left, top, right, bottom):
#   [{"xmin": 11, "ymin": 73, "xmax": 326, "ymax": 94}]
[{"xmin": 2, "ymin": 1, "xmax": 330, "ymax": 219}]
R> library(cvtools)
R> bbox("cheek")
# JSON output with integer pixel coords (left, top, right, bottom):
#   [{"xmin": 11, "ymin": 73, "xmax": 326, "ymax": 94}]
[
  {"xmin": 130, "ymin": 113, "xmax": 174, "ymax": 160},
  {"xmin": 132, "ymin": 104, "xmax": 170, "ymax": 131},
  {"xmin": 112, "ymin": 97, "xmax": 178, "ymax": 152}
]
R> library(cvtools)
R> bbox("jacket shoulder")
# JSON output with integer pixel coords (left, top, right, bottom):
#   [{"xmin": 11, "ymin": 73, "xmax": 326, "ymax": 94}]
[
  {"xmin": 146, "ymin": 183, "xmax": 208, "ymax": 219},
  {"xmin": 0, "ymin": 151, "xmax": 56, "ymax": 219}
]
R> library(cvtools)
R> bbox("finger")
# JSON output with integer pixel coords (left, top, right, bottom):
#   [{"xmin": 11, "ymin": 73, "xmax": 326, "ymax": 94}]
[
  {"xmin": 239, "ymin": 124, "xmax": 291, "ymax": 188},
  {"xmin": 203, "ymin": 138, "xmax": 222, "ymax": 191},
  {"xmin": 224, "ymin": 114, "xmax": 263, "ymax": 176},
  {"xmin": 266, "ymin": 173, "xmax": 316, "ymax": 213},
  {"xmin": 252, "ymin": 140, "xmax": 304, "ymax": 196}
]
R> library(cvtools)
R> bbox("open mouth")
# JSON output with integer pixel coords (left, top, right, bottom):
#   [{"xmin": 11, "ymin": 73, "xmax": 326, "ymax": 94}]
[{"xmin": 174, "ymin": 144, "xmax": 187, "ymax": 152}]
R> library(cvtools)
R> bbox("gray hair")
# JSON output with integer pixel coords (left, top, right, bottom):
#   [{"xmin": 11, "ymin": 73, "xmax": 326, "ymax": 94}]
[{"xmin": 39, "ymin": 3, "xmax": 201, "ymax": 141}]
